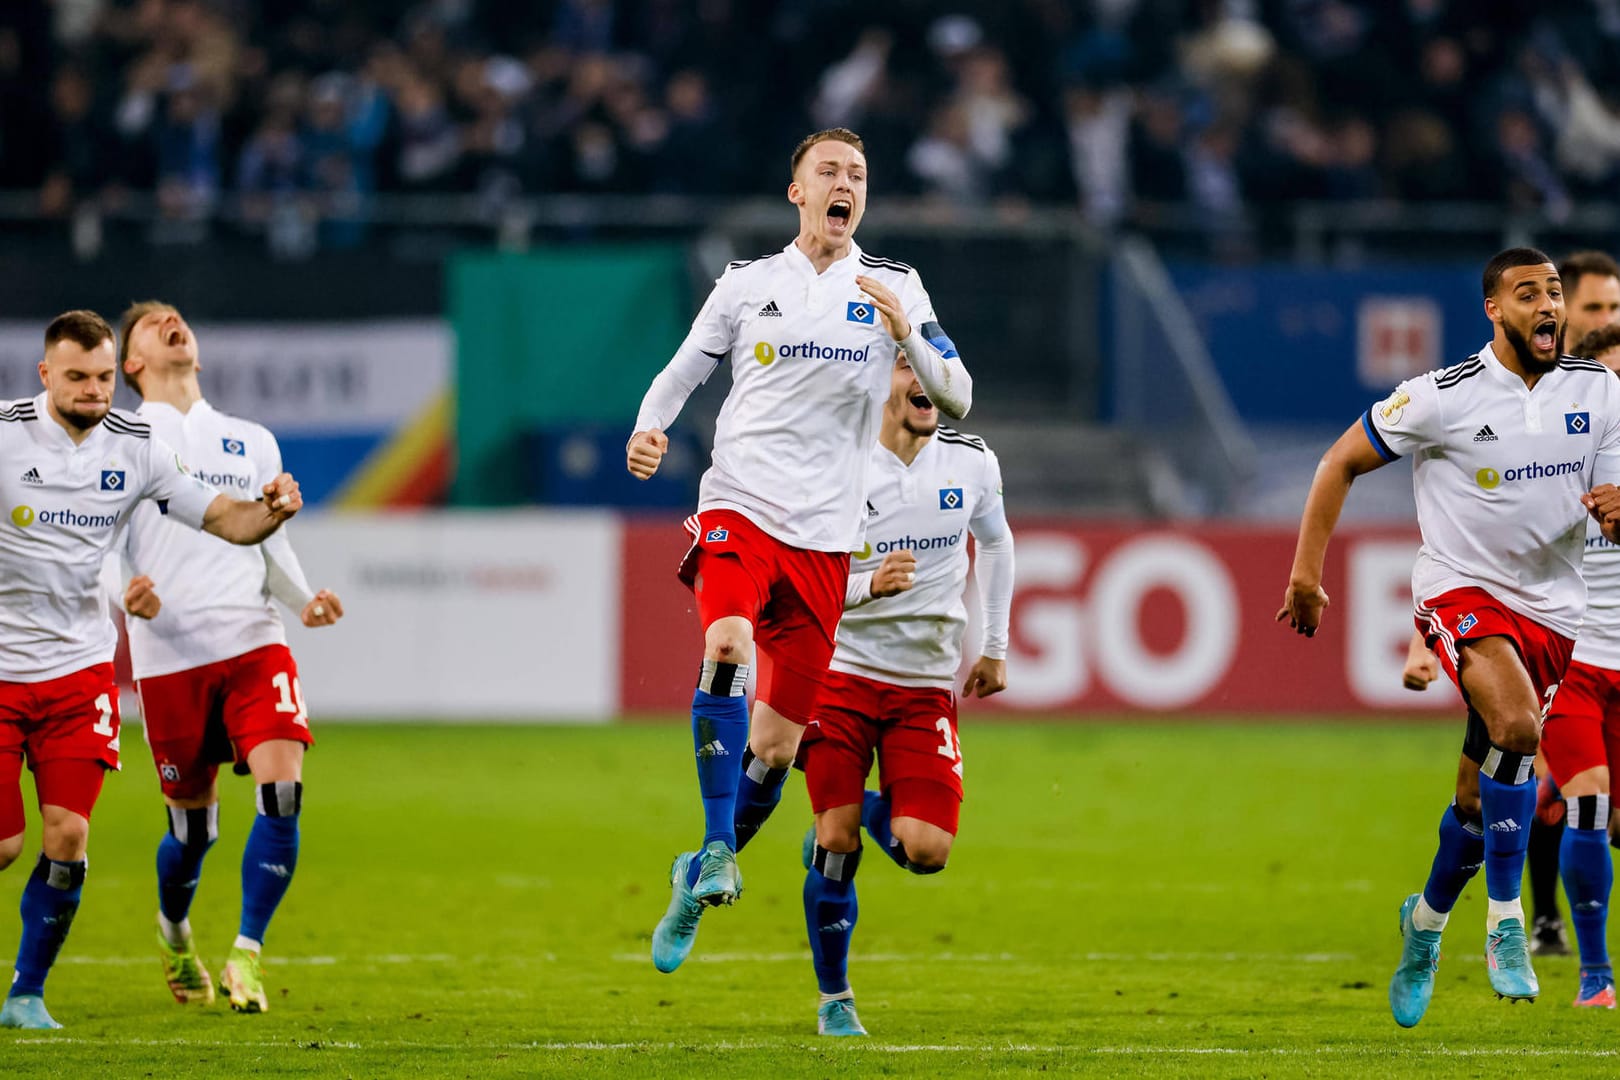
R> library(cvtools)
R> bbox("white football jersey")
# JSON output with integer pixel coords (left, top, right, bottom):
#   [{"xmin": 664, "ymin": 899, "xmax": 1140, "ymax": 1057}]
[
  {"xmin": 831, "ymin": 428, "xmax": 1011, "ymax": 688},
  {"xmin": 635, "ymin": 240, "xmax": 962, "ymax": 553},
  {"xmin": 1573, "ymin": 517, "xmax": 1620, "ymax": 668},
  {"xmin": 0, "ymin": 393, "xmax": 218, "ymax": 681},
  {"xmin": 1368, "ymin": 343, "xmax": 1620, "ymax": 638},
  {"xmin": 118, "ymin": 400, "xmax": 311, "ymax": 679}
]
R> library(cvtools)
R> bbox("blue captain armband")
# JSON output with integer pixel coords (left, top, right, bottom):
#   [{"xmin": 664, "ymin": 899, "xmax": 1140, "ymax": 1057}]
[{"xmin": 1361, "ymin": 410, "xmax": 1400, "ymax": 462}]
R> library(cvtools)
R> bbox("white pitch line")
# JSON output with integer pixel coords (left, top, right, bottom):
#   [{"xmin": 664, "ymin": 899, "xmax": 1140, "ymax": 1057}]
[
  {"xmin": 608, "ymin": 950, "xmax": 1358, "ymax": 964},
  {"xmin": 5, "ymin": 1039, "xmax": 1620, "ymax": 1058}
]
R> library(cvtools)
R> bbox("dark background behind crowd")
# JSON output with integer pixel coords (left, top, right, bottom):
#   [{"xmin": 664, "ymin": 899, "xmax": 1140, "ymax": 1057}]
[{"xmin": 4, "ymin": 0, "xmax": 1620, "ymax": 230}]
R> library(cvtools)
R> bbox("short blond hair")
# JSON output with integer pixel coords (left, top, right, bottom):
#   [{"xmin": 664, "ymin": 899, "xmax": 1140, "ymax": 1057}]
[
  {"xmin": 790, "ymin": 128, "xmax": 866, "ymax": 178},
  {"xmin": 117, "ymin": 300, "xmax": 178, "ymax": 397}
]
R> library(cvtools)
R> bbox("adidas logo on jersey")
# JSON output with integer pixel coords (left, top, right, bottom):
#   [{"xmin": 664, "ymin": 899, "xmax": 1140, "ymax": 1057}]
[
  {"xmin": 697, "ymin": 739, "xmax": 728, "ymax": 759},
  {"xmin": 1489, "ymin": 818, "xmax": 1520, "ymax": 833},
  {"xmin": 19, "ymin": 467, "xmax": 41, "ymax": 486},
  {"xmin": 866, "ymin": 500, "xmax": 880, "ymax": 517},
  {"xmin": 758, "ymin": 300, "xmax": 783, "ymax": 317},
  {"xmin": 1473, "ymin": 425, "xmax": 1498, "ymax": 442}
]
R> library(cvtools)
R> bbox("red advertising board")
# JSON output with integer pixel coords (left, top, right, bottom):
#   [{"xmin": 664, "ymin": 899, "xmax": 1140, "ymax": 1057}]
[{"xmin": 620, "ymin": 520, "xmax": 1461, "ymax": 716}]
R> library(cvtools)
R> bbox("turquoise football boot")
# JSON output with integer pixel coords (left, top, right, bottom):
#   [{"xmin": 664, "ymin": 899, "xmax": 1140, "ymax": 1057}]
[
  {"xmin": 0, "ymin": 995, "xmax": 62, "ymax": 1030},
  {"xmin": 1486, "ymin": 918, "xmax": 1540, "ymax": 1001},
  {"xmin": 1389, "ymin": 893, "xmax": 1442, "ymax": 1028},
  {"xmin": 691, "ymin": 840, "xmax": 742, "ymax": 907},
  {"xmin": 651, "ymin": 852, "xmax": 705, "ymax": 973},
  {"xmin": 817, "ymin": 997, "xmax": 867, "ymax": 1036}
]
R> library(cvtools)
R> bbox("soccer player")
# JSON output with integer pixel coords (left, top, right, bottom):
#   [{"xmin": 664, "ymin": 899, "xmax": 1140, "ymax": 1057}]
[
  {"xmin": 1538, "ymin": 320, "xmax": 1620, "ymax": 1009},
  {"xmin": 111, "ymin": 301, "xmax": 343, "ymax": 1014},
  {"xmin": 0, "ymin": 310, "xmax": 302, "ymax": 1030},
  {"xmin": 1400, "ymin": 249, "xmax": 1620, "ymax": 957},
  {"xmin": 797, "ymin": 350, "xmax": 1013, "ymax": 1036},
  {"xmin": 1525, "ymin": 251, "xmax": 1620, "ymax": 954},
  {"xmin": 1277, "ymin": 248, "xmax": 1620, "ymax": 1028},
  {"xmin": 627, "ymin": 128, "xmax": 972, "ymax": 972}
]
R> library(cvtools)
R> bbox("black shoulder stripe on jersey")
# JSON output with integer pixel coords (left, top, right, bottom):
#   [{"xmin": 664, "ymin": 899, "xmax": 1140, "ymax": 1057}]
[
  {"xmin": 0, "ymin": 406, "xmax": 36, "ymax": 423},
  {"xmin": 102, "ymin": 415, "xmax": 151, "ymax": 439},
  {"xmin": 1434, "ymin": 367, "xmax": 1484, "ymax": 392},
  {"xmin": 1434, "ymin": 359, "xmax": 1483, "ymax": 388},
  {"xmin": 936, "ymin": 434, "xmax": 987, "ymax": 454},
  {"xmin": 701, "ymin": 347, "xmax": 727, "ymax": 362},
  {"xmin": 727, "ymin": 251, "xmax": 783, "ymax": 271},
  {"xmin": 858, "ymin": 254, "xmax": 914, "ymax": 274},
  {"xmin": 936, "ymin": 425, "xmax": 987, "ymax": 451},
  {"xmin": 1559, "ymin": 358, "xmax": 1608, "ymax": 372}
]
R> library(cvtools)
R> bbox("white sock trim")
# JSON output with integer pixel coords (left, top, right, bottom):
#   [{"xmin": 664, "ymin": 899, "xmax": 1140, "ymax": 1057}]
[
  {"xmin": 1487, "ymin": 897, "xmax": 1525, "ymax": 931},
  {"xmin": 158, "ymin": 913, "xmax": 191, "ymax": 948},
  {"xmin": 1412, "ymin": 896, "xmax": 1449, "ymax": 933},
  {"xmin": 233, "ymin": 935, "xmax": 262, "ymax": 954},
  {"xmin": 818, "ymin": 989, "xmax": 854, "ymax": 1005}
]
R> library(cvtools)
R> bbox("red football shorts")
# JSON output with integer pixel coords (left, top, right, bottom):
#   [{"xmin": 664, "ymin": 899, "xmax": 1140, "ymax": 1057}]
[
  {"xmin": 0, "ymin": 663, "xmax": 120, "ymax": 834},
  {"xmin": 1541, "ymin": 659, "xmax": 1620, "ymax": 787},
  {"xmin": 1415, "ymin": 587, "xmax": 1573, "ymax": 711},
  {"xmin": 135, "ymin": 644, "xmax": 314, "ymax": 800},
  {"xmin": 677, "ymin": 509, "xmax": 849, "ymax": 725},
  {"xmin": 801, "ymin": 669, "xmax": 964, "ymax": 835}
]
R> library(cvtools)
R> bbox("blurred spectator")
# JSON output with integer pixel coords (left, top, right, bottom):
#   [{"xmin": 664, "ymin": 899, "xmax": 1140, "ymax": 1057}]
[{"xmin": 5, "ymin": 0, "xmax": 1620, "ymax": 247}]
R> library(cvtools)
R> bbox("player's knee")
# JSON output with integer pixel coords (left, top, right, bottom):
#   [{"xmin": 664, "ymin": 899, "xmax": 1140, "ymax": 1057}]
[
  {"xmin": 901, "ymin": 837, "xmax": 951, "ymax": 873},
  {"xmin": 0, "ymin": 832, "xmax": 22, "ymax": 871},
  {"xmin": 815, "ymin": 819, "xmax": 860, "ymax": 854},
  {"xmin": 1484, "ymin": 711, "xmax": 1539, "ymax": 756},
  {"xmin": 42, "ymin": 816, "xmax": 89, "ymax": 861},
  {"xmin": 702, "ymin": 621, "xmax": 753, "ymax": 665}
]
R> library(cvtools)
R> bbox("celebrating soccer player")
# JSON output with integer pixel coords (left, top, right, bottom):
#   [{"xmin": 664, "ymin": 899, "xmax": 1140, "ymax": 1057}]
[
  {"xmin": 628, "ymin": 128, "xmax": 972, "ymax": 972},
  {"xmin": 1277, "ymin": 248, "xmax": 1620, "ymax": 1027},
  {"xmin": 0, "ymin": 311, "xmax": 301, "ymax": 1030},
  {"xmin": 797, "ymin": 350, "xmax": 1013, "ymax": 1036},
  {"xmin": 111, "ymin": 302, "xmax": 343, "ymax": 1014},
  {"xmin": 1536, "ymin": 320, "xmax": 1620, "ymax": 1009}
]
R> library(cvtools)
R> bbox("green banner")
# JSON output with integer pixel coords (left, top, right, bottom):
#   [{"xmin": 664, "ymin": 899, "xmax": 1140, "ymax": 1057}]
[{"xmin": 449, "ymin": 245, "xmax": 690, "ymax": 505}]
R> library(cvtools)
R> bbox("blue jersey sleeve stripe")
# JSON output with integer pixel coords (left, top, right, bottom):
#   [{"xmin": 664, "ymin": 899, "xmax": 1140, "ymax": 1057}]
[
  {"xmin": 920, "ymin": 320, "xmax": 959, "ymax": 360},
  {"xmin": 1361, "ymin": 409, "xmax": 1400, "ymax": 462}
]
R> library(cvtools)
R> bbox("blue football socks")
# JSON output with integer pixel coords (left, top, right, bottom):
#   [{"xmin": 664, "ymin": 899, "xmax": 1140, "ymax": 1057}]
[
  {"xmin": 732, "ymin": 747, "xmax": 788, "ymax": 852},
  {"xmin": 239, "ymin": 782, "xmax": 300, "ymax": 947},
  {"xmin": 1420, "ymin": 798, "xmax": 1485, "ymax": 915},
  {"xmin": 157, "ymin": 804, "xmax": 218, "ymax": 926},
  {"xmin": 691, "ymin": 660, "xmax": 749, "ymax": 852},
  {"xmin": 804, "ymin": 844, "xmax": 861, "ymax": 995},
  {"xmin": 1478, "ymin": 749, "xmax": 1537, "ymax": 905},
  {"xmin": 1561, "ymin": 793, "xmax": 1613, "ymax": 970},
  {"xmin": 10, "ymin": 855, "xmax": 86, "ymax": 998}
]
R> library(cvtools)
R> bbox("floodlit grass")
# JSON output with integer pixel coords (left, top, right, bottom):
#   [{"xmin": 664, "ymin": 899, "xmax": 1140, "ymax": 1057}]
[{"xmin": 2, "ymin": 720, "xmax": 1613, "ymax": 1077}]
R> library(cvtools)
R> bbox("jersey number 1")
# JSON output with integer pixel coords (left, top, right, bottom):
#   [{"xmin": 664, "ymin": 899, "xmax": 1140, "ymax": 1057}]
[
  {"xmin": 92, "ymin": 691, "xmax": 120, "ymax": 751},
  {"xmin": 272, "ymin": 672, "xmax": 309, "ymax": 727}
]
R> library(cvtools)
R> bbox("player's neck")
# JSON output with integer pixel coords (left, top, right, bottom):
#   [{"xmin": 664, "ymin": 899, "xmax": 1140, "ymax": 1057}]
[
  {"xmin": 43, "ymin": 400, "xmax": 96, "ymax": 445},
  {"xmin": 879, "ymin": 418, "xmax": 929, "ymax": 465},
  {"xmin": 1490, "ymin": 333, "xmax": 1549, "ymax": 390},
  {"xmin": 139, "ymin": 373, "xmax": 204, "ymax": 414},
  {"xmin": 793, "ymin": 231, "xmax": 852, "ymax": 275}
]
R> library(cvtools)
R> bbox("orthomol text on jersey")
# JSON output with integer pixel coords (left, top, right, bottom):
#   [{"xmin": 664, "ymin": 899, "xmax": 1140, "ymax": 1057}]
[
  {"xmin": 9, "ymin": 505, "xmax": 120, "ymax": 530},
  {"xmin": 1474, "ymin": 459, "xmax": 1586, "ymax": 490},
  {"xmin": 752, "ymin": 340, "xmax": 874, "ymax": 366},
  {"xmin": 191, "ymin": 468, "xmax": 254, "ymax": 493},
  {"xmin": 854, "ymin": 530, "xmax": 964, "ymax": 559}
]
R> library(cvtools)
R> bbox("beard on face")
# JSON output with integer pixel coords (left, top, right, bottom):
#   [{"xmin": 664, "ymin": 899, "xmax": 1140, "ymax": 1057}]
[
  {"xmin": 901, "ymin": 412, "xmax": 939, "ymax": 436},
  {"xmin": 1502, "ymin": 319, "xmax": 1562, "ymax": 374}
]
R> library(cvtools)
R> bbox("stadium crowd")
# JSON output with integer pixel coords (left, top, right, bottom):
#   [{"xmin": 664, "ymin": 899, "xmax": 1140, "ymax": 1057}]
[{"xmin": 2, "ymin": 0, "xmax": 1620, "ymax": 228}]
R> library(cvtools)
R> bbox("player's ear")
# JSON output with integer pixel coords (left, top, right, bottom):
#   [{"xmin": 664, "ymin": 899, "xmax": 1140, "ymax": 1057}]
[
  {"xmin": 36, "ymin": 359, "xmax": 47, "ymax": 387},
  {"xmin": 1483, "ymin": 296, "xmax": 1501, "ymax": 325},
  {"xmin": 787, "ymin": 179, "xmax": 804, "ymax": 206}
]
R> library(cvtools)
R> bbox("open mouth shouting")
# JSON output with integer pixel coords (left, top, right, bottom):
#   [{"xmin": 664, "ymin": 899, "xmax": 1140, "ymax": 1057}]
[
  {"xmin": 1531, "ymin": 317, "xmax": 1558, "ymax": 356},
  {"xmin": 908, "ymin": 390, "xmax": 934, "ymax": 415},
  {"xmin": 827, "ymin": 198, "xmax": 853, "ymax": 234}
]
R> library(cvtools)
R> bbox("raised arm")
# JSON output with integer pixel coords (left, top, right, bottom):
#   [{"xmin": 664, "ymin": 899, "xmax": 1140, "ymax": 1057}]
[
  {"xmin": 628, "ymin": 272, "xmax": 736, "ymax": 478},
  {"xmin": 855, "ymin": 272, "xmax": 971, "ymax": 419},
  {"xmin": 1276, "ymin": 422, "xmax": 1393, "ymax": 637},
  {"xmin": 200, "ymin": 473, "xmax": 302, "ymax": 545}
]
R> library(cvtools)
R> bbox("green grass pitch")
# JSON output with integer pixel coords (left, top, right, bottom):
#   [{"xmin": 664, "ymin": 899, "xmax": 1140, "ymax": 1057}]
[{"xmin": 2, "ymin": 720, "xmax": 1617, "ymax": 1077}]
